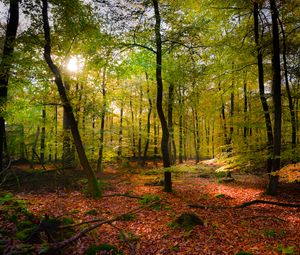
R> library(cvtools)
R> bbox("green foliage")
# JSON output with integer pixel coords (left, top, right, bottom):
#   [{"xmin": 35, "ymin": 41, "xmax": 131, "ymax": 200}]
[
  {"xmin": 117, "ymin": 213, "xmax": 136, "ymax": 221},
  {"xmin": 215, "ymin": 193, "xmax": 225, "ymax": 198},
  {"xmin": 235, "ymin": 252, "xmax": 253, "ymax": 255},
  {"xmin": 264, "ymin": 229, "xmax": 276, "ymax": 238},
  {"xmin": 84, "ymin": 209, "xmax": 98, "ymax": 216},
  {"xmin": 139, "ymin": 194, "xmax": 163, "ymax": 210},
  {"xmin": 85, "ymin": 244, "xmax": 124, "ymax": 255},
  {"xmin": 142, "ymin": 169, "xmax": 161, "ymax": 175},
  {"xmin": 263, "ymin": 229, "xmax": 286, "ymax": 238},
  {"xmin": 277, "ymin": 245, "xmax": 296, "ymax": 255},
  {"xmin": 16, "ymin": 226, "xmax": 37, "ymax": 241},
  {"xmin": 118, "ymin": 231, "xmax": 140, "ymax": 244},
  {"xmin": 139, "ymin": 194, "xmax": 160, "ymax": 205}
]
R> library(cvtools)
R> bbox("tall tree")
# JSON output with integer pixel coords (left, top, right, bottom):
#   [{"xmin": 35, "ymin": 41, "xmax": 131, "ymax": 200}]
[
  {"xmin": 42, "ymin": 0, "xmax": 100, "ymax": 197},
  {"xmin": 152, "ymin": 0, "xmax": 172, "ymax": 192},
  {"xmin": 267, "ymin": 0, "xmax": 281, "ymax": 195},
  {"xmin": 253, "ymin": 1, "xmax": 273, "ymax": 172},
  {"xmin": 0, "ymin": 0, "xmax": 19, "ymax": 172}
]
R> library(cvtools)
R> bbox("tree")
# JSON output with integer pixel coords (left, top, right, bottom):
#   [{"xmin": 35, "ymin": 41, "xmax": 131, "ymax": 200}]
[
  {"xmin": 42, "ymin": 0, "xmax": 100, "ymax": 197},
  {"xmin": 267, "ymin": 0, "xmax": 282, "ymax": 195},
  {"xmin": 152, "ymin": 0, "xmax": 172, "ymax": 192},
  {"xmin": 0, "ymin": 0, "xmax": 19, "ymax": 173}
]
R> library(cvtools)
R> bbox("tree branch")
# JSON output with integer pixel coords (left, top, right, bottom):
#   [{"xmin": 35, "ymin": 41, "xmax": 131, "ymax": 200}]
[{"xmin": 189, "ymin": 199, "xmax": 300, "ymax": 209}]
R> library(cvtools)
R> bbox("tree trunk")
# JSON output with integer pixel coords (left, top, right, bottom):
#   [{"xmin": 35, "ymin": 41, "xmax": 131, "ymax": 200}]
[
  {"xmin": 267, "ymin": 0, "xmax": 281, "ymax": 195},
  {"xmin": 278, "ymin": 18, "xmax": 296, "ymax": 150},
  {"xmin": 130, "ymin": 97, "xmax": 136, "ymax": 158},
  {"xmin": 42, "ymin": 0, "xmax": 100, "ymax": 197},
  {"xmin": 40, "ymin": 107, "xmax": 46, "ymax": 164},
  {"xmin": 0, "ymin": 0, "xmax": 19, "ymax": 172},
  {"xmin": 118, "ymin": 104, "xmax": 123, "ymax": 158},
  {"xmin": 168, "ymin": 83, "xmax": 176, "ymax": 164},
  {"xmin": 179, "ymin": 88, "xmax": 184, "ymax": 163},
  {"xmin": 152, "ymin": 0, "xmax": 171, "ymax": 192},
  {"xmin": 97, "ymin": 67, "xmax": 107, "ymax": 172},
  {"xmin": 142, "ymin": 72, "xmax": 152, "ymax": 165},
  {"xmin": 243, "ymin": 73, "xmax": 248, "ymax": 138},
  {"xmin": 219, "ymin": 83, "xmax": 228, "ymax": 146},
  {"xmin": 253, "ymin": 2, "xmax": 273, "ymax": 172},
  {"xmin": 62, "ymin": 81, "xmax": 74, "ymax": 168},
  {"xmin": 55, "ymin": 105, "xmax": 58, "ymax": 162},
  {"xmin": 138, "ymin": 82, "xmax": 143, "ymax": 164},
  {"xmin": 192, "ymin": 108, "xmax": 200, "ymax": 163},
  {"xmin": 229, "ymin": 70, "xmax": 234, "ymax": 145},
  {"xmin": 153, "ymin": 108, "xmax": 158, "ymax": 165}
]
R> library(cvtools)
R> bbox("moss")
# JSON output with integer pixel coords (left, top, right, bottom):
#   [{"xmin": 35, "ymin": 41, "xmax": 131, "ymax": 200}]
[{"xmin": 170, "ymin": 213, "xmax": 204, "ymax": 230}]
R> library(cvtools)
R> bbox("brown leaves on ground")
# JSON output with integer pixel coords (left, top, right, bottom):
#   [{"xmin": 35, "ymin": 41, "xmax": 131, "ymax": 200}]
[{"xmin": 4, "ymin": 162, "xmax": 300, "ymax": 255}]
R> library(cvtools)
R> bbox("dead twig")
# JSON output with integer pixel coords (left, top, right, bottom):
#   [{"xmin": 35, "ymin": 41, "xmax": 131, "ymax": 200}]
[
  {"xmin": 189, "ymin": 199, "xmax": 300, "ymax": 209},
  {"xmin": 48, "ymin": 200, "xmax": 160, "ymax": 252}
]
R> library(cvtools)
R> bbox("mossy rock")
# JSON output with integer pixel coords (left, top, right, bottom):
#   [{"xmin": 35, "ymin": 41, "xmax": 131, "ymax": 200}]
[{"xmin": 172, "ymin": 213, "xmax": 204, "ymax": 230}]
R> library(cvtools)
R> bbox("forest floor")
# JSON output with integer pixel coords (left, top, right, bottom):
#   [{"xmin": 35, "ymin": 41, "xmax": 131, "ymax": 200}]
[{"xmin": 1, "ymin": 160, "xmax": 300, "ymax": 255}]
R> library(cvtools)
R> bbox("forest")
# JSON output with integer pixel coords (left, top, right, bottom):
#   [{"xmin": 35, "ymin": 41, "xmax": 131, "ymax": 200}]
[{"xmin": 0, "ymin": 0, "xmax": 300, "ymax": 254}]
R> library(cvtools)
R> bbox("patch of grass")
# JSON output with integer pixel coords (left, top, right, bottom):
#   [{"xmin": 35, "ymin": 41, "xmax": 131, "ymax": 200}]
[
  {"xmin": 277, "ymin": 245, "xmax": 296, "ymax": 255},
  {"xmin": 215, "ymin": 193, "xmax": 225, "ymax": 198},
  {"xmin": 235, "ymin": 252, "xmax": 253, "ymax": 255},
  {"xmin": 263, "ymin": 229, "xmax": 286, "ymax": 238},
  {"xmin": 84, "ymin": 209, "xmax": 98, "ymax": 216},
  {"xmin": 264, "ymin": 229, "xmax": 277, "ymax": 238},
  {"xmin": 117, "ymin": 213, "xmax": 136, "ymax": 221},
  {"xmin": 142, "ymin": 169, "xmax": 161, "ymax": 175},
  {"xmin": 170, "ymin": 244, "xmax": 180, "ymax": 251},
  {"xmin": 118, "ymin": 231, "xmax": 140, "ymax": 243}
]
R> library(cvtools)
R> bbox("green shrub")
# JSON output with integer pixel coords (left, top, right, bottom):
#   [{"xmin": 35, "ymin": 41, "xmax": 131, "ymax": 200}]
[{"xmin": 277, "ymin": 245, "xmax": 296, "ymax": 255}]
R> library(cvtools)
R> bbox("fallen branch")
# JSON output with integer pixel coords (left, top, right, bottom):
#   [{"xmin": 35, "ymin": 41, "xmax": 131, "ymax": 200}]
[
  {"xmin": 189, "ymin": 199, "xmax": 300, "ymax": 209},
  {"xmin": 46, "ymin": 200, "xmax": 160, "ymax": 252},
  {"xmin": 108, "ymin": 223, "xmax": 137, "ymax": 255}
]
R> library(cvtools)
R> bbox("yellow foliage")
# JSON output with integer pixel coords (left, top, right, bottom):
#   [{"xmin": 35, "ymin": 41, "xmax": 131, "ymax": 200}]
[{"xmin": 275, "ymin": 163, "xmax": 300, "ymax": 183}]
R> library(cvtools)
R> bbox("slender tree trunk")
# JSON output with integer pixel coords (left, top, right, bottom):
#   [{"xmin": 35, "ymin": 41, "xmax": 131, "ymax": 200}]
[
  {"xmin": 0, "ymin": 0, "xmax": 19, "ymax": 172},
  {"xmin": 55, "ymin": 105, "xmax": 58, "ymax": 162},
  {"xmin": 138, "ymin": 83, "xmax": 143, "ymax": 164},
  {"xmin": 97, "ymin": 67, "xmax": 107, "ymax": 172},
  {"xmin": 143, "ymin": 72, "xmax": 152, "ymax": 165},
  {"xmin": 267, "ymin": 0, "xmax": 281, "ymax": 195},
  {"xmin": 278, "ymin": 18, "xmax": 296, "ymax": 150},
  {"xmin": 253, "ymin": 2, "xmax": 273, "ymax": 172},
  {"xmin": 243, "ymin": 72, "xmax": 248, "ymax": 138},
  {"xmin": 192, "ymin": 108, "xmax": 200, "ymax": 163},
  {"xmin": 130, "ymin": 97, "xmax": 136, "ymax": 158},
  {"xmin": 40, "ymin": 107, "xmax": 46, "ymax": 164},
  {"xmin": 42, "ymin": 0, "xmax": 100, "ymax": 197},
  {"xmin": 153, "ymin": 107, "xmax": 158, "ymax": 165},
  {"xmin": 152, "ymin": 0, "xmax": 172, "ymax": 192},
  {"xmin": 118, "ymin": 104, "xmax": 123, "ymax": 158},
  {"xmin": 62, "ymin": 81, "xmax": 73, "ymax": 168},
  {"xmin": 168, "ymin": 83, "xmax": 176, "ymax": 164},
  {"xmin": 179, "ymin": 88, "xmax": 184, "ymax": 163},
  {"xmin": 229, "ymin": 71, "xmax": 234, "ymax": 145},
  {"xmin": 212, "ymin": 119, "xmax": 215, "ymax": 158},
  {"xmin": 219, "ymin": 83, "xmax": 228, "ymax": 146}
]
